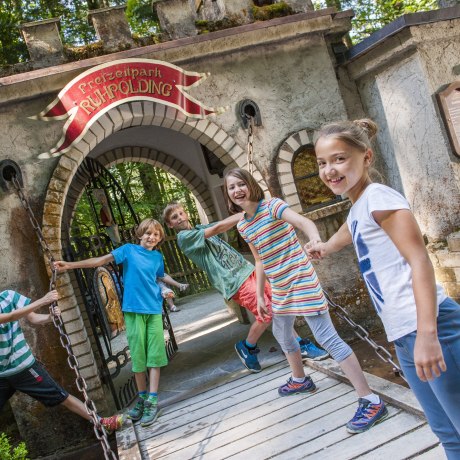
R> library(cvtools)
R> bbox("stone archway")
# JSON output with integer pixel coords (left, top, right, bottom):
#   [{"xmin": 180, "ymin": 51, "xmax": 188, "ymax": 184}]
[
  {"xmin": 41, "ymin": 100, "xmax": 267, "ymax": 403},
  {"xmin": 276, "ymin": 128, "xmax": 316, "ymax": 213}
]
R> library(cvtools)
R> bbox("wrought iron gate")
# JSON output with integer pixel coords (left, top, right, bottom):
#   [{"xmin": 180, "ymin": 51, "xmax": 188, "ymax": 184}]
[{"xmin": 62, "ymin": 158, "xmax": 179, "ymax": 409}]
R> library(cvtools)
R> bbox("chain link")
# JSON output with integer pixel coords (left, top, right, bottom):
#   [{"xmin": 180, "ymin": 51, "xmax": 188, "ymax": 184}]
[
  {"xmin": 11, "ymin": 175, "xmax": 117, "ymax": 459},
  {"xmin": 324, "ymin": 291, "xmax": 407, "ymax": 383},
  {"xmin": 246, "ymin": 115, "xmax": 255, "ymax": 175}
]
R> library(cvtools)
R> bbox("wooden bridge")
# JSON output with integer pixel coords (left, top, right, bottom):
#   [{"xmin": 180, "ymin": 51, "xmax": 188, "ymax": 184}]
[
  {"xmin": 116, "ymin": 357, "xmax": 444, "ymax": 460},
  {"xmin": 112, "ymin": 290, "xmax": 444, "ymax": 460}
]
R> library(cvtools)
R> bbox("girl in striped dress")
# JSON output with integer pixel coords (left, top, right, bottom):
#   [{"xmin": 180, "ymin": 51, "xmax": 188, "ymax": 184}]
[{"xmin": 223, "ymin": 168, "xmax": 387, "ymax": 434}]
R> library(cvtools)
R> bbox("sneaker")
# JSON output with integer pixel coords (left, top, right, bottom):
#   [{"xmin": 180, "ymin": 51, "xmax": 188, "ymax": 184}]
[
  {"xmin": 127, "ymin": 397, "xmax": 145, "ymax": 421},
  {"xmin": 234, "ymin": 340, "xmax": 261, "ymax": 373},
  {"xmin": 278, "ymin": 376, "xmax": 316, "ymax": 396},
  {"xmin": 346, "ymin": 398, "xmax": 389, "ymax": 434},
  {"xmin": 300, "ymin": 339, "xmax": 330, "ymax": 361},
  {"xmin": 169, "ymin": 305, "xmax": 180, "ymax": 312},
  {"xmin": 140, "ymin": 400, "xmax": 160, "ymax": 427},
  {"xmin": 100, "ymin": 414, "xmax": 124, "ymax": 434}
]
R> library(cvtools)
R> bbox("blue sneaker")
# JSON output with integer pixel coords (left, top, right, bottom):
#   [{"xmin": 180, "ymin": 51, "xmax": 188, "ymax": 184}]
[
  {"xmin": 299, "ymin": 338, "xmax": 329, "ymax": 361},
  {"xmin": 234, "ymin": 340, "xmax": 261, "ymax": 373},
  {"xmin": 346, "ymin": 398, "xmax": 388, "ymax": 434},
  {"xmin": 278, "ymin": 376, "xmax": 316, "ymax": 396}
]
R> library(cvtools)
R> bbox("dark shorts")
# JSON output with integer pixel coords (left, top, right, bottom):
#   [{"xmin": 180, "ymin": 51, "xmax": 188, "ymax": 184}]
[{"xmin": 0, "ymin": 361, "xmax": 69, "ymax": 410}]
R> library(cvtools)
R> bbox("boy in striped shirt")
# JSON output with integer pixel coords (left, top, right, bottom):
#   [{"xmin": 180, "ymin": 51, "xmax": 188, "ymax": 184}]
[{"xmin": 0, "ymin": 289, "xmax": 122, "ymax": 433}]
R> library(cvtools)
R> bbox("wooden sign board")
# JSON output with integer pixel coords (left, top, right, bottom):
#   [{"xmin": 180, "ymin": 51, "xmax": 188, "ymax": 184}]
[{"xmin": 437, "ymin": 81, "xmax": 460, "ymax": 158}]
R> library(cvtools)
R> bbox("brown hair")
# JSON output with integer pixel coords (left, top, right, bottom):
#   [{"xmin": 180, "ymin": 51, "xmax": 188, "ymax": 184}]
[
  {"xmin": 223, "ymin": 168, "xmax": 265, "ymax": 214},
  {"xmin": 162, "ymin": 202, "xmax": 185, "ymax": 225},
  {"xmin": 314, "ymin": 118, "xmax": 378, "ymax": 152},
  {"xmin": 135, "ymin": 218, "xmax": 165, "ymax": 246}
]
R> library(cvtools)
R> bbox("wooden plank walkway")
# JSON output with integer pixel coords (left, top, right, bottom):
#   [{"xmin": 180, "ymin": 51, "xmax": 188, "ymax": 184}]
[{"xmin": 116, "ymin": 357, "xmax": 445, "ymax": 460}]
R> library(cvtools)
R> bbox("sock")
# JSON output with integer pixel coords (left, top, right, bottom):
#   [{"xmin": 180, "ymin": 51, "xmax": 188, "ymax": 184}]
[
  {"xmin": 362, "ymin": 393, "xmax": 380, "ymax": 404},
  {"xmin": 138, "ymin": 391, "xmax": 147, "ymax": 400},
  {"xmin": 292, "ymin": 376, "xmax": 307, "ymax": 383},
  {"xmin": 148, "ymin": 392, "xmax": 158, "ymax": 404},
  {"xmin": 244, "ymin": 340, "xmax": 256, "ymax": 349}
]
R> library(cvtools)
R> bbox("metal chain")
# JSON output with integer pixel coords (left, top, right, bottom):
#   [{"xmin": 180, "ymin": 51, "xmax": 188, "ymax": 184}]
[
  {"xmin": 11, "ymin": 175, "xmax": 117, "ymax": 459},
  {"xmin": 246, "ymin": 115, "xmax": 255, "ymax": 175},
  {"xmin": 324, "ymin": 290, "xmax": 407, "ymax": 383}
]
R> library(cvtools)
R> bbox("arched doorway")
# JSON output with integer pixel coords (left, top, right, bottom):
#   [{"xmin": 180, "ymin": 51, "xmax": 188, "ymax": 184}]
[{"xmin": 42, "ymin": 99, "xmax": 268, "ymax": 408}]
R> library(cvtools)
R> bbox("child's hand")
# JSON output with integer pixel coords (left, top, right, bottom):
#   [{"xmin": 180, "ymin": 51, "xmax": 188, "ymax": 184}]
[
  {"xmin": 257, "ymin": 297, "xmax": 270, "ymax": 321},
  {"xmin": 42, "ymin": 290, "xmax": 59, "ymax": 305},
  {"xmin": 179, "ymin": 283, "xmax": 189, "ymax": 292},
  {"xmin": 414, "ymin": 333, "xmax": 446, "ymax": 381},
  {"xmin": 50, "ymin": 306, "xmax": 61, "ymax": 316},
  {"xmin": 53, "ymin": 261, "xmax": 69, "ymax": 272},
  {"xmin": 304, "ymin": 240, "xmax": 326, "ymax": 260}
]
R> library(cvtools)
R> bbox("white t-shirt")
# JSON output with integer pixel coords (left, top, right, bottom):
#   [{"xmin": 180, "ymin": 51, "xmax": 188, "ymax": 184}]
[{"xmin": 347, "ymin": 183, "xmax": 447, "ymax": 342}]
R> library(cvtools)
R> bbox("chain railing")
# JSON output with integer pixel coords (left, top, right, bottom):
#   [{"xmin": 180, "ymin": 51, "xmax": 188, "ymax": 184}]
[
  {"xmin": 11, "ymin": 175, "xmax": 117, "ymax": 459},
  {"xmin": 324, "ymin": 290, "xmax": 407, "ymax": 383},
  {"xmin": 246, "ymin": 114, "xmax": 255, "ymax": 175}
]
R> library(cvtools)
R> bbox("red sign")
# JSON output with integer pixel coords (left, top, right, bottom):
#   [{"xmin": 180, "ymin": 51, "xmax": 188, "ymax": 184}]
[{"xmin": 34, "ymin": 59, "xmax": 220, "ymax": 158}]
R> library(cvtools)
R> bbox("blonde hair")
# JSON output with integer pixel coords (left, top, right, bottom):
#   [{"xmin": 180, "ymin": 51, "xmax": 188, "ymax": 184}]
[
  {"xmin": 135, "ymin": 218, "xmax": 165, "ymax": 246},
  {"xmin": 223, "ymin": 168, "xmax": 264, "ymax": 214},
  {"xmin": 314, "ymin": 118, "xmax": 378, "ymax": 152},
  {"xmin": 162, "ymin": 202, "xmax": 184, "ymax": 225}
]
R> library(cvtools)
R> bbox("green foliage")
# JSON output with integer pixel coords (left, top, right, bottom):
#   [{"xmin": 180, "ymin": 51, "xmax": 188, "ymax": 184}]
[
  {"xmin": 0, "ymin": 0, "xmax": 157, "ymax": 65},
  {"xmin": 195, "ymin": 14, "xmax": 245, "ymax": 34},
  {"xmin": 126, "ymin": 0, "xmax": 159, "ymax": 36},
  {"xmin": 252, "ymin": 2, "xmax": 294, "ymax": 21},
  {"xmin": 0, "ymin": 433, "xmax": 28, "ymax": 460},
  {"xmin": 71, "ymin": 162, "xmax": 201, "ymax": 238},
  {"xmin": 314, "ymin": 0, "xmax": 438, "ymax": 42}
]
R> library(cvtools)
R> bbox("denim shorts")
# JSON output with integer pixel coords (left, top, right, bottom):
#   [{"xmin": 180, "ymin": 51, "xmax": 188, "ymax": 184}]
[{"xmin": 0, "ymin": 361, "xmax": 69, "ymax": 409}]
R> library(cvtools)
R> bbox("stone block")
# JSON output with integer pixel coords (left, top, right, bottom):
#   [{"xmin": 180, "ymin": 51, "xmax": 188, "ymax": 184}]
[
  {"xmin": 283, "ymin": 0, "xmax": 314, "ymax": 13},
  {"xmin": 436, "ymin": 250, "xmax": 460, "ymax": 268},
  {"xmin": 434, "ymin": 267, "xmax": 456, "ymax": 283},
  {"xmin": 223, "ymin": 0, "xmax": 253, "ymax": 22},
  {"xmin": 88, "ymin": 6, "xmax": 135, "ymax": 52},
  {"xmin": 20, "ymin": 18, "xmax": 66, "ymax": 67},
  {"xmin": 443, "ymin": 281, "xmax": 460, "ymax": 300},
  {"xmin": 447, "ymin": 231, "xmax": 460, "ymax": 252},
  {"xmin": 155, "ymin": 0, "xmax": 197, "ymax": 40}
]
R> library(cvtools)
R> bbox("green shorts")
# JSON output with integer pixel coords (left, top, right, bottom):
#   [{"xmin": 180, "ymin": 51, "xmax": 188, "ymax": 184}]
[{"xmin": 124, "ymin": 312, "xmax": 168, "ymax": 373}]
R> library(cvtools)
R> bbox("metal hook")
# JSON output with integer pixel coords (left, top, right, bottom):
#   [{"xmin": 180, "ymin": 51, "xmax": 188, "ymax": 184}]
[
  {"xmin": 238, "ymin": 99, "xmax": 262, "ymax": 129},
  {"xmin": 0, "ymin": 160, "xmax": 23, "ymax": 192}
]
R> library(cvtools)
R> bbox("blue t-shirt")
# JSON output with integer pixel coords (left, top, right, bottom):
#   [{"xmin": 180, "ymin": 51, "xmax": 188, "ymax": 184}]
[{"xmin": 111, "ymin": 243, "xmax": 165, "ymax": 314}]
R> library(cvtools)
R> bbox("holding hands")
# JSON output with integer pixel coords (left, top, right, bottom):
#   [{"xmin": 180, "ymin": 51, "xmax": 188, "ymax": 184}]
[
  {"xmin": 178, "ymin": 283, "xmax": 189, "ymax": 292},
  {"xmin": 304, "ymin": 240, "xmax": 327, "ymax": 260}
]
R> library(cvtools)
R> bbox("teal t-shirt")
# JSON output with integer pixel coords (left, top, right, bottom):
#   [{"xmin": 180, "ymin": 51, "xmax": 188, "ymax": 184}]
[{"xmin": 177, "ymin": 224, "xmax": 254, "ymax": 300}]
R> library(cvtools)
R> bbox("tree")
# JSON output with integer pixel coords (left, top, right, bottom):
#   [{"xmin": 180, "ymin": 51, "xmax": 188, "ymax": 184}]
[{"xmin": 315, "ymin": 0, "xmax": 438, "ymax": 42}]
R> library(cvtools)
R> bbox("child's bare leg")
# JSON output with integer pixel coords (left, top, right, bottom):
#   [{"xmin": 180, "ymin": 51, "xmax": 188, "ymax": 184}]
[
  {"xmin": 338, "ymin": 352, "xmax": 372, "ymax": 397},
  {"xmin": 61, "ymin": 394, "xmax": 91, "ymax": 420},
  {"xmin": 165, "ymin": 298, "xmax": 174, "ymax": 309},
  {"xmin": 134, "ymin": 371, "xmax": 147, "ymax": 393},
  {"xmin": 148, "ymin": 367, "xmax": 160, "ymax": 394},
  {"xmin": 246, "ymin": 320, "xmax": 270, "ymax": 345},
  {"xmin": 285, "ymin": 349, "xmax": 305, "ymax": 379}
]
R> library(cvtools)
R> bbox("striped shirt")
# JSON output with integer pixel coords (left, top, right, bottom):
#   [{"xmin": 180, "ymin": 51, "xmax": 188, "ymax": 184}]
[
  {"xmin": 0, "ymin": 290, "xmax": 35, "ymax": 377},
  {"xmin": 237, "ymin": 198, "xmax": 328, "ymax": 316}
]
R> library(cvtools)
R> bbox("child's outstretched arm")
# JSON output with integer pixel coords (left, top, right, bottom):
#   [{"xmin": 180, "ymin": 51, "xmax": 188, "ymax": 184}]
[
  {"xmin": 374, "ymin": 208, "xmax": 446, "ymax": 382},
  {"xmin": 248, "ymin": 243, "xmax": 271, "ymax": 321},
  {"xmin": 54, "ymin": 254, "xmax": 114, "ymax": 272},
  {"xmin": 159, "ymin": 274, "xmax": 189, "ymax": 291},
  {"xmin": 306, "ymin": 222, "xmax": 352, "ymax": 260},
  {"xmin": 203, "ymin": 213, "xmax": 243, "ymax": 239},
  {"xmin": 0, "ymin": 290, "xmax": 58, "ymax": 324},
  {"xmin": 279, "ymin": 207, "xmax": 322, "ymax": 242}
]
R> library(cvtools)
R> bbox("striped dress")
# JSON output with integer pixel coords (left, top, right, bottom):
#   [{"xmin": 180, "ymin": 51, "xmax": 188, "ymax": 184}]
[
  {"xmin": 237, "ymin": 198, "xmax": 328, "ymax": 316},
  {"xmin": 0, "ymin": 290, "xmax": 35, "ymax": 377}
]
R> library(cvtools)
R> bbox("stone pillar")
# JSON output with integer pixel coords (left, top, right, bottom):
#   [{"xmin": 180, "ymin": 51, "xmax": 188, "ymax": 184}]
[
  {"xmin": 224, "ymin": 0, "xmax": 253, "ymax": 22},
  {"xmin": 154, "ymin": 0, "xmax": 198, "ymax": 40},
  {"xmin": 20, "ymin": 18, "xmax": 66, "ymax": 67},
  {"xmin": 88, "ymin": 5, "xmax": 136, "ymax": 52},
  {"xmin": 283, "ymin": 0, "xmax": 314, "ymax": 12}
]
